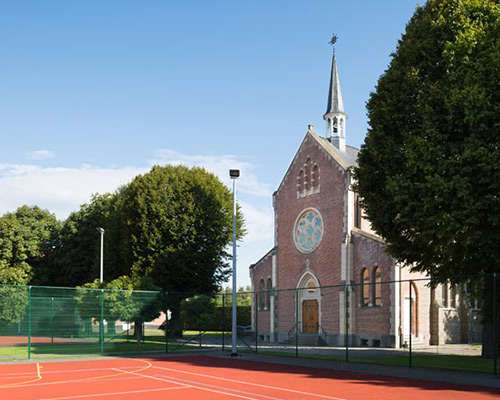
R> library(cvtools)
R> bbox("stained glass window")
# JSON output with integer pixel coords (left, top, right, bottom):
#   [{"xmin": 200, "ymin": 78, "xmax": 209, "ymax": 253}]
[{"xmin": 294, "ymin": 209, "xmax": 324, "ymax": 253}]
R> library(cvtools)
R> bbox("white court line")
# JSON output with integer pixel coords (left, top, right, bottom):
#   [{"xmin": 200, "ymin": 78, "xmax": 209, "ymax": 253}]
[
  {"xmin": 31, "ymin": 386, "xmax": 187, "ymax": 400},
  {"xmin": 0, "ymin": 365, "xmax": 145, "ymax": 378},
  {"xmin": 0, "ymin": 374, "xmax": 142, "ymax": 389},
  {"xmin": 154, "ymin": 373, "xmax": 292, "ymax": 400},
  {"xmin": 152, "ymin": 364, "xmax": 353, "ymax": 400},
  {"xmin": 114, "ymin": 368, "xmax": 269, "ymax": 400},
  {"xmin": 38, "ymin": 365, "xmax": 147, "ymax": 375}
]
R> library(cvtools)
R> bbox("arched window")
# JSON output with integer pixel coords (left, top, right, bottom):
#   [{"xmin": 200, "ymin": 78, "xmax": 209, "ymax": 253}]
[
  {"xmin": 373, "ymin": 267, "xmax": 381, "ymax": 306},
  {"xmin": 361, "ymin": 268, "xmax": 370, "ymax": 306},
  {"xmin": 266, "ymin": 278, "xmax": 272, "ymax": 308},
  {"xmin": 441, "ymin": 283, "xmax": 448, "ymax": 308},
  {"xmin": 354, "ymin": 194, "xmax": 362, "ymax": 228},
  {"xmin": 305, "ymin": 158, "xmax": 311, "ymax": 192},
  {"xmin": 259, "ymin": 279, "xmax": 265, "ymax": 310},
  {"xmin": 298, "ymin": 169, "xmax": 304, "ymax": 194},
  {"xmin": 332, "ymin": 117, "xmax": 338, "ymax": 134},
  {"xmin": 410, "ymin": 282, "xmax": 418, "ymax": 336},
  {"xmin": 450, "ymin": 285, "xmax": 457, "ymax": 308},
  {"xmin": 312, "ymin": 165, "xmax": 319, "ymax": 190}
]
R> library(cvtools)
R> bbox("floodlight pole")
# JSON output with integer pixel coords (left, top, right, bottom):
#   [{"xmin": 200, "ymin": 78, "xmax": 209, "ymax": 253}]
[
  {"xmin": 96, "ymin": 227, "xmax": 105, "ymax": 283},
  {"xmin": 229, "ymin": 169, "xmax": 240, "ymax": 356}
]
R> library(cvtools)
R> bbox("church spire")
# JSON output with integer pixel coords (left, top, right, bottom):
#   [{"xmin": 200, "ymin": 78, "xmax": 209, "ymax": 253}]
[{"xmin": 323, "ymin": 35, "xmax": 347, "ymax": 152}]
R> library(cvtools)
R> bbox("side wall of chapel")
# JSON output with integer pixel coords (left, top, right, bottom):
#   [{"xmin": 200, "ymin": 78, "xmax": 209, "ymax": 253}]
[
  {"xmin": 351, "ymin": 230, "xmax": 395, "ymax": 347},
  {"xmin": 249, "ymin": 251, "xmax": 273, "ymax": 340}
]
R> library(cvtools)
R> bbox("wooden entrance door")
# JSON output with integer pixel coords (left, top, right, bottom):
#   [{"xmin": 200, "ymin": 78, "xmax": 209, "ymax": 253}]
[{"xmin": 302, "ymin": 300, "xmax": 319, "ymax": 334}]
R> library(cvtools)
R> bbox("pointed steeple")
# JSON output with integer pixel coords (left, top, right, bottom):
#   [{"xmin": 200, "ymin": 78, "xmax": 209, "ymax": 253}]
[
  {"xmin": 325, "ymin": 53, "xmax": 344, "ymax": 115},
  {"xmin": 323, "ymin": 35, "xmax": 347, "ymax": 152}
]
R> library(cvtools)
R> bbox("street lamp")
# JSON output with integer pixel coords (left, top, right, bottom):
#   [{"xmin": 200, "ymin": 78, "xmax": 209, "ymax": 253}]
[
  {"xmin": 96, "ymin": 227, "xmax": 105, "ymax": 283},
  {"xmin": 229, "ymin": 169, "xmax": 240, "ymax": 356}
]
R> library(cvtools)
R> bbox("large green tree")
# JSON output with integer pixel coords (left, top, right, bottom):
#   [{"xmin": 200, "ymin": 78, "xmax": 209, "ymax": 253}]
[
  {"xmin": 0, "ymin": 206, "xmax": 60, "ymax": 327},
  {"xmin": 115, "ymin": 165, "xmax": 244, "ymax": 334},
  {"xmin": 117, "ymin": 165, "xmax": 244, "ymax": 292},
  {"xmin": 0, "ymin": 205, "xmax": 60, "ymax": 285},
  {"xmin": 355, "ymin": 0, "xmax": 500, "ymax": 357}
]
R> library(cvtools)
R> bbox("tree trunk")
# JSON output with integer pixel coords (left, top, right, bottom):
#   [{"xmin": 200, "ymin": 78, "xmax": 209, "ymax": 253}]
[
  {"xmin": 481, "ymin": 274, "xmax": 499, "ymax": 358},
  {"xmin": 167, "ymin": 296, "xmax": 184, "ymax": 337},
  {"xmin": 134, "ymin": 319, "xmax": 143, "ymax": 351}
]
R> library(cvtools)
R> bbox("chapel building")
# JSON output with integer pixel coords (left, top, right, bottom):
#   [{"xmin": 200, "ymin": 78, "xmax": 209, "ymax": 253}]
[{"xmin": 249, "ymin": 48, "xmax": 480, "ymax": 348}]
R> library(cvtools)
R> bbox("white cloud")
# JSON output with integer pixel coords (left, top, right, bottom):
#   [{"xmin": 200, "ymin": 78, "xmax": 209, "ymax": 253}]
[
  {"xmin": 0, "ymin": 164, "xmax": 146, "ymax": 219},
  {"xmin": 239, "ymin": 200, "xmax": 273, "ymax": 242},
  {"xmin": 0, "ymin": 150, "xmax": 275, "ymax": 248},
  {"xmin": 150, "ymin": 149, "xmax": 273, "ymax": 198},
  {"xmin": 27, "ymin": 150, "xmax": 55, "ymax": 160}
]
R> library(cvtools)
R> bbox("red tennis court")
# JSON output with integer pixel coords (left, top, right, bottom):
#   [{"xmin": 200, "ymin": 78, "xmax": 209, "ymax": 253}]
[{"xmin": 0, "ymin": 355, "xmax": 498, "ymax": 400}]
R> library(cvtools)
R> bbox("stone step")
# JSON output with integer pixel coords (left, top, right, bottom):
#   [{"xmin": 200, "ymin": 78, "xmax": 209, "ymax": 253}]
[{"xmin": 281, "ymin": 334, "xmax": 327, "ymax": 346}]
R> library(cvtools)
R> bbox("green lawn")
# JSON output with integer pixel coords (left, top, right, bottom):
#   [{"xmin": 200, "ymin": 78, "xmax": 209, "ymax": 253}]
[
  {"xmin": 0, "ymin": 331, "xmax": 214, "ymax": 360},
  {"xmin": 243, "ymin": 350, "xmax": 498, "ymax": 375}
]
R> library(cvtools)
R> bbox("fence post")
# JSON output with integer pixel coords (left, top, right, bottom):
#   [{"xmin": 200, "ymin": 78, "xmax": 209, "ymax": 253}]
[
  {"xmin": 28, "ymin": 286, "xmax": 32, "ymax": 360},
  {"xmin": 345, "ymin": 285, "xmax": 349, "ymax": 362},
  {"xmin": 51, "ymin": 297, "xmax": 54, "ymax": 346},
  {"xmin": 255, "ymin": 290, "xmax": 259, "ymax": 353},
  {"xmin": 409, "ymin": 281, "xmax": 412, "ymax": 368},
  {"xmin": 100, "ymin": 289, "xmax": 104, "ymax": 356},
  {"xmin": 165, "ymin": 291, "xmax": 169, "ymax": 354},
  {"xmin": 222, "ymin": 293, "xmax": 226, "ymax": 351},
  {"xmin": 295, "ymin": 289, "xmax": 299, "ymax": 358},
  {"xmin": 494, "ymin": 273, "xmax": 498, "ymax": 375}
]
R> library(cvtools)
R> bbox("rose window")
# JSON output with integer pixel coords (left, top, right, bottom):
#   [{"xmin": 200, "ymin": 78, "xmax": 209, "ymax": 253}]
[{"xmin": 293, "ymin": 209, "xmax": 323, "ymax": 253}]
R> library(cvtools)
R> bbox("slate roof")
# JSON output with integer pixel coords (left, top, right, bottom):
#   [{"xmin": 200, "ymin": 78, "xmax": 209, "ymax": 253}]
[
  {"xmin": 324, "ymin": 53, "xmax": 345, "ymax": 116},
  {"xmin": 311, "ymin": 129, "xmax": 359, "ymax": 169}
]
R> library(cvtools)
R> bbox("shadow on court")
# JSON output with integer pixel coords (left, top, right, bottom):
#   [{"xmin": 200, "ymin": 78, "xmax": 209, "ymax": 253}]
[{"xmin": 135, "ymin": 353, "xmax": 500, "ymax": 398}]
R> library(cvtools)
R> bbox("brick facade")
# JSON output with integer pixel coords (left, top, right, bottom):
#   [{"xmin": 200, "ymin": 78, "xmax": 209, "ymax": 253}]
[{"xmin": 250, "ymin": 128, "xmax": 479, "ymax": 348}]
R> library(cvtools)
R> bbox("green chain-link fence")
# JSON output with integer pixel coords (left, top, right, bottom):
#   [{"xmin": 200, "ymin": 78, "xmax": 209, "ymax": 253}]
[{"xmin": 0, "ymin": 274, "xmax": 498, "ymax": 376}]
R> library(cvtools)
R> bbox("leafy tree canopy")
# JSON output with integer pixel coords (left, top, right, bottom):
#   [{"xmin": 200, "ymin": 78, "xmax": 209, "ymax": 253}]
[
  {"xmin": 51, "ymin": 193, "xmax": 122, "ymax": 287},
  {"xmin": 0, "ymin": 206, "xmax": 60, "ymax": 285},
  {"xmin": 117, "ymin": 165, "xmax": 245, "ymax": 293},
  {"xmin": 355, "ymin": 0, "xmax": 500, "ymax": 357},
  {"xmin": 356, "ymin": 0, "xmax": 500, "ymax": 282}
]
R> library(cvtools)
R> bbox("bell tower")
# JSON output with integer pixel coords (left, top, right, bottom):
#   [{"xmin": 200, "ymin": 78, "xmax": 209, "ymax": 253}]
[{"xmin": 323, "ymin": 35, "xmax": 347, "ymax": 152}]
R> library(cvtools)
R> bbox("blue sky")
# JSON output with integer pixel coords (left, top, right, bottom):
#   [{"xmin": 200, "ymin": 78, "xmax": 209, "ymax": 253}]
[{"xmin": 0, "ymin": 0, "xmax": 420, "ymax": 288}]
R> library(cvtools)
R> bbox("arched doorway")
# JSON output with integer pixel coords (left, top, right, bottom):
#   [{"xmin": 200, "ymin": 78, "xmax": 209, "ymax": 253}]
[{"xmin": 297, "ymin": 273, "xmax": 321, "ymax": 334}]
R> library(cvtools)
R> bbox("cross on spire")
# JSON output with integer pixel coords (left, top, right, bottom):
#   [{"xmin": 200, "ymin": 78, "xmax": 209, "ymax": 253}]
[{"xmin": 329, "ymin": 33, "xmax": 338, "ymax": 53}]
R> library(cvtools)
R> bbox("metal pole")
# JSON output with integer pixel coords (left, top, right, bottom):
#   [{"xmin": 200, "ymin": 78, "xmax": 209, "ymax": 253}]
[
  {"xmin": 165, "ymin": 292, "xmax": 169, "ymax": 354},
  {"xmin": 28, "ymin": 286, "xmax": 32, "ymax": 360},
  {"xmin": 51, "ymin": 297, "xmax": 54, "ymax": 346},
  {"xmin": 100, "ymin": 231, "xmax": 104, "ymax": 283},
  {"xmin": 255, "ymin": 291, "xmax": 258, "ymax": 353},
  {"xmin": 231, "ymin": 175, "xmax": 238, "ymax": 356},
  {"xmin": 222, "ymin": 293, "xmax": 226, "ymax": 351},
  {"xmin": 100, "ymin": 289, "xmax": 104, "ymax": 356},
  {"xmin": 409, "ymin": 281, "xmax": 413, "ymax": 368},
  {"xmin": 494, "ymin": 273, "xmax": 498, "ymax": 375},
  {"xmin": 345, "ymin": 286, "xmax": 349, "ymax": 362},
  {"xmin": 295, "ymin": 289, "xmax": 299, "ymax": 358}
]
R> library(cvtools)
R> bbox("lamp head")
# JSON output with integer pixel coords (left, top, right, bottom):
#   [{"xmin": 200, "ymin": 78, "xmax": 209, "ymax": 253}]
[
  {"xmin": 229, "ymin": 169, "xmax": 240, "ymax": 179},
  {"xmin": 96, "ymin": 227, "xmax": 105, "ymax": 234}
]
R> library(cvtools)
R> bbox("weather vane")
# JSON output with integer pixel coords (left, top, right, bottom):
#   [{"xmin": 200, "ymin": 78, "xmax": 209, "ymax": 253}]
[{"xmin": 329, "ymin": 33, "xmax": 338, "ymax": 53}]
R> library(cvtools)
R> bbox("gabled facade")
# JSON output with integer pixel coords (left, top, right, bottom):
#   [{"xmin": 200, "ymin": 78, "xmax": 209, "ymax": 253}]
[{"xmin": 249, "ymin": 47, "xmax": 478, "ymax": 348}]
